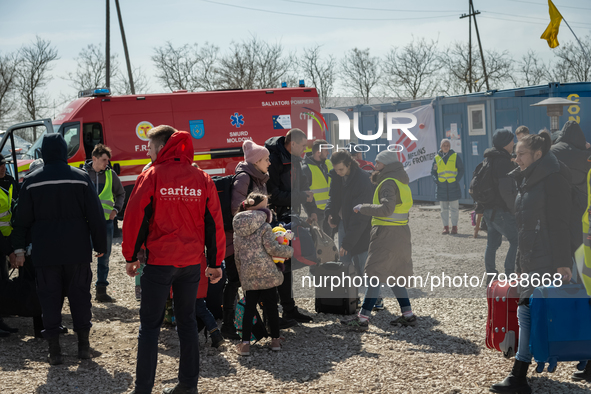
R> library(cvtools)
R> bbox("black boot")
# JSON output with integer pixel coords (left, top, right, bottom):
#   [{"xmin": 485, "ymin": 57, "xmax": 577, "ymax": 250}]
[
  {"xmin": 162, "ymin": 382, "xmax": 197, "ymax": 394},
  {"xmin": 33, "ymin": 315, "xmax": 44, "ymax": 338},
  {"xmin": 490, "ymin": 360, "xmax": 531, "ymax": 394},
  {"xmin": 95, "ymin": 285, "xmax": 115, "ymax": 303},
  {"xmin": 210, "ymin": 328, "xmax": 225, "ymax": 348},
  {"xmin": 0, "ymin": 320, "xmax": 18, "ymax": 333},
  {"xmin": 47, "ymin": 337, "xmax": 63, "ymax": 365},
  {"xmin": 572, "ymin": 361, "xmax": 591, "ymax": 382},
  {"xmin": 77, "ymin": 329, "xmax": 91, "ymax": 359},
  {"xmin": 221, "ymin": 305, "xmax": 240, "ymax": 340}
]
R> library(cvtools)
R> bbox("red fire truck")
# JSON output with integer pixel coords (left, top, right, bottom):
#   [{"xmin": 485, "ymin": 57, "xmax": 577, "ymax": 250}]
[{"xmin": 1, "ymin": 86, "xmax": 322, "ymax": 213}]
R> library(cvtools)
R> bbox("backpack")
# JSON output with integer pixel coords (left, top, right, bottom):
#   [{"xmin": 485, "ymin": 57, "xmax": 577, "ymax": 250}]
[
  {"xmin": 309, "ymin": 221, "xmax": 339, "ymax": 265},
  {"xmin": 469, "ymin": 158, "xmax": 497, "ymax": 208},
  {"xmin": 211, "ymin": 171, "xmax": 253, "ymax": 232},
  {"xmin": 234, "ymin": 297, "xmax": 268, "ymax": 342}
]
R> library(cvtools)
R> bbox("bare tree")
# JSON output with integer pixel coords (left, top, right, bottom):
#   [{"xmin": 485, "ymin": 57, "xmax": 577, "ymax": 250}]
[
  {"xmin": 152, "ymin": 42, "xmax": 220, "ymax": 92},
  {"xmin": 66, "ymin": 44, "xmax": 119, "ymax": 91},
  {"xmin": 299, "ymin": 45, "xmax": 336, "ymax": 108},
  {"xmin": 340, "ymin": 48, "xmax": 380, "ymax": 104},
  {"xmin": 0, "ymin": 51, "xmax": 20, "ymax": 128},
  {"xmin": 113, "ymin": 66, "xmax": 150, "ymax": 94},
  {"xmin": 16, "ymin": 36, "xmax": 59, "ymax": 138},
  {"xmin": 552, "ymin": 36, "xmax": 591, "ymax": 82},
  {"xmin": 516, "ymin": 50, "xmax": 550, "ymax": 86},
  {"xmin": 217, "ymin": 36, "xmax": 293, "ymax": 90},
  {"xmin": 382, "ymin": 37, "xmax": 440, "ymax": 100},
  {"xmin": 440, "ymin": 42, "xmax": 513, "ymax": 95}
]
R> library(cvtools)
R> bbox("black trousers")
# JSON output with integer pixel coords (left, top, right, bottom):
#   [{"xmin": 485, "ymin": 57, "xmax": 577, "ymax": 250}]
[
  {"xmin": 277, "ymin": 259, "xmax": 295, "ymax": 313},
  {"xmin": 222, "ymin": 254, "xmax": 241, "ymax": 324},
  {"xmin": 35, "ymin": 263, "xmax": 92, "ymax": 338},
  {"xmin": 243, "ymin": 288, "xmax": 280, "ymax": 340}
]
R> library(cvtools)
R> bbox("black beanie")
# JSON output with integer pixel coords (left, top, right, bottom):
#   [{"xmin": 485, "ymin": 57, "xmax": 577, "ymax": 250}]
[{"xmin": 493, "ymin": 129, "xmax": 514, "ymax": 149}]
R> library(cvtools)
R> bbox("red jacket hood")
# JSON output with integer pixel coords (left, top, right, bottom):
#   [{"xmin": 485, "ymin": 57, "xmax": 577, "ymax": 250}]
[{"xmin": 154, "ymin": 131, "xmax": 193, "ymax": 165}]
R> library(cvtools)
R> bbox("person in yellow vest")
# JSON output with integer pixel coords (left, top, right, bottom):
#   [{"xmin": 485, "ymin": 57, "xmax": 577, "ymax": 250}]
[
  {"xmin": 302, "ymin": 139, "xmax": 331, "ymax": 230},
  {"xmin": 83, "ymin": 144, "xmax": 125, "ymax": 303},
  {"xmin": 0, "ymin": 153, "xmax": 19, "ymax": 335},
  {"xmin": 340, "ymin": 150, "xmax": 417, "ymax": 330},
  {"xmin": 431, "ymin": 139, "xmax": 464, "ymax": 234}
]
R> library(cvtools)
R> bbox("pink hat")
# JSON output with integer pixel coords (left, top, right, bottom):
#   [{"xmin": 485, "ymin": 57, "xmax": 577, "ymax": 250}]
[{"xmin": 243, "ymin": 140, "xmax": 269, "ymax": 164}]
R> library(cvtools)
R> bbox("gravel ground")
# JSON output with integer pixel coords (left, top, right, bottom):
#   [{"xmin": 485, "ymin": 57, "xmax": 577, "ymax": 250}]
[{"xmin": 1, "ymin": 204, "xmax": 590, "ymax": 393}]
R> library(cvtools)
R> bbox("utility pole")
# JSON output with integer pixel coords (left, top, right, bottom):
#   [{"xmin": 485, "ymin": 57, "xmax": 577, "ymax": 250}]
[
  {"xmin": 460, "ymin": 0, "xmax": 489, "ymax": 92},
  {"xmin": 114, "ymin": 0, "xmax": 135, "ymax": 94},
  {"xmin": 106, "ymin": 0, "xmax": 110, "ymax": 89},
  {"xmin": 471, "ymin": 0, "xmax": 489, "ymax": 91}
]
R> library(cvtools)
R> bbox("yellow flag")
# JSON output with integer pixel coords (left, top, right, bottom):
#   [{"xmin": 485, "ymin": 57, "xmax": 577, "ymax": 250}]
[{"xmin": 540, "ymin": 0, "xmax": 563, "ymax": 48}]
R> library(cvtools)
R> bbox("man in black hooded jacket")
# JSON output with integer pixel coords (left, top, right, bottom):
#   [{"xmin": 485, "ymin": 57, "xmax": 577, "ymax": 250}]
[
  {"xmin": 12, "ymin": 134, "xmax": 107, "ymax": 365},
  {"xmin": 550, "ymin": 120, "xmax": 591, "ymax": 258}
]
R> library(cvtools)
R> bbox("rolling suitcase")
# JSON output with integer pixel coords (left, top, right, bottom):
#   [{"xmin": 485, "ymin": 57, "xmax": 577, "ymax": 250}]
[
  {"xmin": 310, "ymin": 261, "xmax": 357, "ymax": 315},
  {"xmin": 529, "ymin": 284, "xmax": 591, "ymax": 373},
  {"xmin": 486, "ymin": 280, "xmax": 519, "ymax": 358}
]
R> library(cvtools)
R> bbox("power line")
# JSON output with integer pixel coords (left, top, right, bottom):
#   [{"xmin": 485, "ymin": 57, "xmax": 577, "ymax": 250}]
[
  {"xmin": 483, "ymin": 11, "xmax": 591, "ymax": 27},
  {"xmin": 201, "ymin": 0, "xmax": 460, "ymax": 21},
  {"xmin": 278, "ymin": 0, "xmax": 465, "ymax": 13},
  {"xmin": 479, "ymin": 15, "xmax": 553, "ymax": 26},
  {"xmin": 501, "ymin": 0, "xmax": 591, "ymax": 11}
]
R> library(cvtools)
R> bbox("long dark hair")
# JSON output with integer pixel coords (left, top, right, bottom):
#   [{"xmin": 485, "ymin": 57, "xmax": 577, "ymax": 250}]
[
  {"xmin": 238, "ymin": 192, "xmax": 268, "ymax": 212},
  {"xmin": 518, "ymin": 130, "xmax": 552, "ymax": 157}
]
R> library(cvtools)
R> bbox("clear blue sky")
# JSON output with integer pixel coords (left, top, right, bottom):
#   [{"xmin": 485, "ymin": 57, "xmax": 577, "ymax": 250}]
[{"xmin": 1, "ymin": 0, "xmax": 590, "ymax": 108}]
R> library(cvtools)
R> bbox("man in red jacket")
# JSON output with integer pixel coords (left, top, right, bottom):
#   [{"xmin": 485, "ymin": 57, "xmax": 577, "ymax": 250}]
[{"xmin": 122, "ymin": 125, "xmax": 225, "ymax": 394}]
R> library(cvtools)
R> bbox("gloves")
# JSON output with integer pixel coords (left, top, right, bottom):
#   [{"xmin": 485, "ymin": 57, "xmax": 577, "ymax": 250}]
[{"xmin": 353, "ymin": 204, "xmax": 363, "ymax": 213}]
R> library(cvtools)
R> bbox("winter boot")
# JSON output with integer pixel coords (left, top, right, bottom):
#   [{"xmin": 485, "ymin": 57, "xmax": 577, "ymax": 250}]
[
  {"xmin": 95, "ymin": 285, "xmax": 115, "ymax": 303},
  {"xmin": 489, "ymin": 360, "xmax": 531, "ymax": 394},
  {"xmin": 161, "ymin": 382, "xmax": 198, "ymax": 394},
  {"xmin": 451, "ymin": 226, "xmax": 458, "ymax": 235},
  {"xmin": 47, "ymin": 337, "xmax": 63, "ymax": 365},
  {"xmin": 77, "ymin": 329, "xmax": 91, "ymax": 359},
  {"xmin": 210, "ymin": 328, "xmax": 225, "ymax": 348},
  {"xmin": 0, "ymin": 320, "xmax": 18, "ymax": 333},
  {"xmin": 572, "ymin": 361, "xmax": 591, "ymax": 382},
  {"xmin": 442, "ymin": 226, "xmax": 450, "ymax": 235},
  {"xmin": 220, "ymin": 307, "xmax": 240, "ymax": 340}
]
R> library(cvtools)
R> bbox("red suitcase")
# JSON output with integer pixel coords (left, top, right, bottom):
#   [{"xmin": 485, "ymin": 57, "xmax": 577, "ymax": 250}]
[{"xmin": 486, "ymin": 280, "xmax": 520, "ymax": 358}]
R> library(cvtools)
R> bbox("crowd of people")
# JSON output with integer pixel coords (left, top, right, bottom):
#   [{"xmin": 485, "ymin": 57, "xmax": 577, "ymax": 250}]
[{"xmin": 1, "ymin": 119, "xmax": 591, "ymax": 394}]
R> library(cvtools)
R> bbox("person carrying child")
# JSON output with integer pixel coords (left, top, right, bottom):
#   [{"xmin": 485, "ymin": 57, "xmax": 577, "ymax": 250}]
[{"xmin": 232, "ymin": 193, "xmax": 293, "ymax": 356}]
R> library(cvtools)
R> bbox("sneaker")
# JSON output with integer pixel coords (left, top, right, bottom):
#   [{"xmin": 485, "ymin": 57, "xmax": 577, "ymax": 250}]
[
  {"xmin": 278, "ymin": 317, "xmax": 298, "ymax": 329},
  {"xmin": 235, "ymin": 343, "xmax": 250, "ymax": 356},
  {"xmin": 340, "ymin": 316, "xmax": 369, "ymax": 331},
  {"xmin": 135, "ymin": 285, "xmax": 141, "ymax": 301},
  {"xmin": 269, "ymin": 338, "xmax": 282, "ymax": 351},
  {"xmin": 390, "ymin": 314, "xmax": 417, "ymax": 327},
  {"xmin": 283, "ymin": 307, "xmax": 313, "ymax": 323},
  {"xmin": 373, "ymin": 298, "xmax": 384, "ymax": 311}
]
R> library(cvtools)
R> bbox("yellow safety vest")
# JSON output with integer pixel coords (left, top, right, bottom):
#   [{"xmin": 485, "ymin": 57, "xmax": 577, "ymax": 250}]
[
  {"xmin": 309, "ymin": 159, "xmax": 333, "ymax": 210},
  {"xmin": 435, "ymin": 153, "xmax": 458, "ymax": 183},
  {"xmin": 371, "ymin": 178, "xmax": 413, "ymax": 226},
  {"xmin": 579, "ymin": 169, "xmax": 591, "ymax": 295},
  {"xmin": 99, "ymin": 169, "xmax": 115, "ymax": 220},
  {"xmin": 0, "ymin": 184, "xmax": 13, "ymax": 236}
]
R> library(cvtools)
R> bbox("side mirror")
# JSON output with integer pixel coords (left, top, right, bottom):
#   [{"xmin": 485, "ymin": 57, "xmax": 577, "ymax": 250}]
[
  {"xmin": 34, "ymin": 148, "xmax": 42, "ymax": 160},
  {"xmin": 113, "ymin": 163, "xmax": 121, "ymax": 175}
]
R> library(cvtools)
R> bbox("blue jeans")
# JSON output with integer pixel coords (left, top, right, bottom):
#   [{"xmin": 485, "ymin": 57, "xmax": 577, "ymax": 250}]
[
  {"xmin": 195, "ymin": 298, "xmax": 218, "ymax": 333},
  {"xmin": 440, "ymin": 200, "xmax": 459, "ymax": 227},
  {"xmin": 96, "ymin": 219, "xmax": 114, "ymax": 287},
  {"xmin": 360, "ymin": 282, "xmax": 411, "ymax": 317},
  {"xmin": 515, "ymin": 305, "xmax": 532, "ymax": 363},
  {"xmin": 135, "ymin": 264, "xmax": 201, "ymax": 394},
  {"xmin": 483, "ymin": 209, "xmax": 518, "ymax": 275}
]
